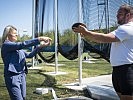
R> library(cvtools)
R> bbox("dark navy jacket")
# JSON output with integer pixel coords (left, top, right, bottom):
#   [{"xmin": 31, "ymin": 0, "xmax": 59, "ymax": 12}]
[{"xmin": 1, "ymin": 38, "xmax": 40, "ymax": 75}]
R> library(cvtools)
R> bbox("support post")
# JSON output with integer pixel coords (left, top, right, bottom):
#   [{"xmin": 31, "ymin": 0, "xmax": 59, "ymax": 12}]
[
  {"xmin": 32, "ymin": 0, "xmax": 36, "ymax": 67},
  {"xmin": 54, "ymin": 0, "xmax": 58, "ymax": 73},
  {"xmin": 78, "ymin": 0, "xmax": 83, "ymax": 86}
]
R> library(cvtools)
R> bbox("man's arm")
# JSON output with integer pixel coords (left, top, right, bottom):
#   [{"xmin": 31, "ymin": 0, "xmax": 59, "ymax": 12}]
[
  {"xmin": 73, "ymin": 25, "xmax": 120, "ymax": 43},
  {"xmin": 83, "ymin": 31, "xmax": 120, "ymax": 43}
]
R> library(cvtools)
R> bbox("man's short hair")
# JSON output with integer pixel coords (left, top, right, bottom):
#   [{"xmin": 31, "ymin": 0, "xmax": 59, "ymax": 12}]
[{"xmin": 120, "ymin": 4, "xmax": 133, "ymax": 15}]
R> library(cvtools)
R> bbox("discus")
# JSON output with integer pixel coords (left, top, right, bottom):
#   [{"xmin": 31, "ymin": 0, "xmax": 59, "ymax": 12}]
[{"xmin": 72, "ymin": 22, "xmax": 87, "ymax": 30}]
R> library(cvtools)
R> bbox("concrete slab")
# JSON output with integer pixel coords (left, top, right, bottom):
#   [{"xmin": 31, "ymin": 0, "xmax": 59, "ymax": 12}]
[
  {"xmin": 82, "ymin": 60, "xmax": 95, "ymax": 63},
  {"xmin": 28, "ymin": 66, "xmax": 44, "ymax": 69},
  {"xmin": 44, "ymin": 71, "xmax": 67, "ymax": 76},
  {"xmin": 86, "ymin": 85, "xmax": 119, "ymax": 100},
  {"xmin": 64, "ymin": 83, "xmax": 86, "ymax": 91},
  {"xmin": 46, "ymin": 63, "xmax": 65, "ymax": 66},
  {"xmin": 88, "ymin": 58, "xmax": 98, "ymax": 61},
  {"xmin": 57, "ymin": 96, "xmax": 93, "ymax": 100},
  {"xmin": 64, "ymin": 74, "xmax": 112, "ymax": 90},
  {"xmin": 64, "ymin": 74, "xmax": 120, "ymax": 100}
]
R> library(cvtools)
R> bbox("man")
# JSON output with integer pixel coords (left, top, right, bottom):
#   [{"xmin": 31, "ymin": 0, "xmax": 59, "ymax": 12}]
[{"xmin": 73, "ymin": 4, "xmax": 133, "ymax": 100}]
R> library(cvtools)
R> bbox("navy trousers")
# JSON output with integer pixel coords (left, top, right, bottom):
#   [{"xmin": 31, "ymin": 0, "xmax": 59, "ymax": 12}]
[{"xmin": 4, "ymin": 73, "xmax": 26, "ymax": 100}]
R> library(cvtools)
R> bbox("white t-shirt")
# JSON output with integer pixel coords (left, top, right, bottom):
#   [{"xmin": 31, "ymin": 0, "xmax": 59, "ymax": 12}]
[{"xmin": 110, "ymin": 22, "xmax": 133, "ymax": 66}]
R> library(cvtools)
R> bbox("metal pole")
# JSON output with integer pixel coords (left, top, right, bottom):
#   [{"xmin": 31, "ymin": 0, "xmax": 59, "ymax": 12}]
[
  {"xmin": 32, "ymin": 0, "xmax": 36, "ymax": 67},
  {"xmin": 78, "ymin": 0, "xmax": 83, "ymax": 86},
  {"xmin": 54, "ymin": 0, "xmax": 58, "ymax": 73}
]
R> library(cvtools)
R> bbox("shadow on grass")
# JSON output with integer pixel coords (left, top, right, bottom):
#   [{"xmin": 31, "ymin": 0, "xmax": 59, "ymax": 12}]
[
  {"xmin": 38, "ymin": 70, "xmax": 57, "ymax": 87},
  {"xmin": 33, "ymin": 70, "xmax": 93, "ymax": 99}
]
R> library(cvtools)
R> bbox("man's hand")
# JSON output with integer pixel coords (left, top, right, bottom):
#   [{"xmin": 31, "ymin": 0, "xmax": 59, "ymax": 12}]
[{"xmin": 72, "ymin": 25, "xmax": 88, "ymax": 36}]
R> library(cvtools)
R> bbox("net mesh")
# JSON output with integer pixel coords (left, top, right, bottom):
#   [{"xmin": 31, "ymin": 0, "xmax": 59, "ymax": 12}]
[{"xmin": 34, "ymin": 0, "xmax": 133, "ymax": 63}]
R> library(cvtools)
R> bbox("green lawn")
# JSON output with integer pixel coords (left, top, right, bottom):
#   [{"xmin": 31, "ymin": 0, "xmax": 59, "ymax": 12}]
[{"xmin": 0, "ymin": 53, "xmax": 112, "ymax": 100}]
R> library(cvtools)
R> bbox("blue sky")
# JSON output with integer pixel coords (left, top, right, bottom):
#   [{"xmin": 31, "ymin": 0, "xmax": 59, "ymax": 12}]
[
  {"xmin": 0, "ymin": 0, "xmax": 128, "ymax": 38},
  {"xmin": 0, "ymin": 0, "xmax": 32, "ymax": 37}
]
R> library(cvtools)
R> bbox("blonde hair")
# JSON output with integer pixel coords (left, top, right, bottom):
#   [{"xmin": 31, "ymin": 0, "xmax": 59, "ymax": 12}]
[{"xmin": 2, "ymin": 25, "xmax": 17, "ymax": 43}]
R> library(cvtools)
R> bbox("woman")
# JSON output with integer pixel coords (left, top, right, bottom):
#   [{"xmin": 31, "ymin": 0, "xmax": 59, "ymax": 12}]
[{"xmin": 1, "ymin": 25, "xmax": 52, "ymax": 100}]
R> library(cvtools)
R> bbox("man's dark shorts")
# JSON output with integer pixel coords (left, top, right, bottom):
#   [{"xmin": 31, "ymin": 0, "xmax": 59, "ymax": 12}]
[{"xmin": 112, "ymin": 64, "xmax": 133, "ymax": 95}]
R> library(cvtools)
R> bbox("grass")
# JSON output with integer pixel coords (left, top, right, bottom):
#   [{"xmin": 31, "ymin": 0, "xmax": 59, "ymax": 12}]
[{"xmin": 0, "ymin": 53, "xmax": 112, "ymax": 100}]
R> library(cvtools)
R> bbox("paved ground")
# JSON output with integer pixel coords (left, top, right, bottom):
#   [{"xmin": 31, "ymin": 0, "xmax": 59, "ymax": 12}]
[
  {"xmin": 64, "ymin": 74, "xmax": 112, "ymax": 90},
  {"xmin": 64, "ymin": 74, "xmax": 120, "ymax": 100}
]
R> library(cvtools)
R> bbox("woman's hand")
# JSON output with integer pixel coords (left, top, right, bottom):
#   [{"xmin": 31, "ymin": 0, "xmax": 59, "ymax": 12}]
[
  {"xmin": 38, "ymin": 36, "xmax": 52, "ymax": 48},
  {"xmin": 38, "ymin": 36, "xmax": 52, "ymax": 42}
]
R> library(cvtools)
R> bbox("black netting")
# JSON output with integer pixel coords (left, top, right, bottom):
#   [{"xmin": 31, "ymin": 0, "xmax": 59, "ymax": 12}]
[
  {"xmin": 83, "ymin": 40, "xmax": 110, "ymax": 62},
  {"xmin": 34, "ymin": 0, "xmax": 132, "ymax": 63},
  {"xmin": 35, "ymin": 0, "xmax": 55, "ymax": 63},
  {"xmin": 38, "ymin": 52, "xmax": 55, "ymax": 63}
]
